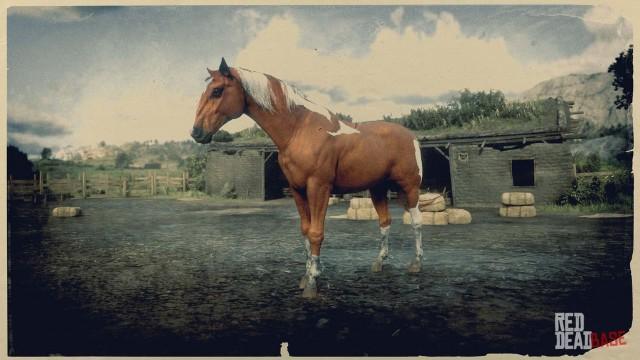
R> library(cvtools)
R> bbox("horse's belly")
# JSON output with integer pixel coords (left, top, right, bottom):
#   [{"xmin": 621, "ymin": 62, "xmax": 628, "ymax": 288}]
[{"xmin": 332, "ymin": 162, "xmax": 389, "ymax": 194}]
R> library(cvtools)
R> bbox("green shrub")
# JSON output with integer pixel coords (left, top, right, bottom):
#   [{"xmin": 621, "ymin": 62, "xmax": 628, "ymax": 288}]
[
  {"xmin": 388, "ymin": 89, "xmax": 554, "ymax": 132},
  {"xmin": 557, "ymin": 170, "xmax": 633, "ymax": 206},
  {"xmin": 212, "ymin": 130, "xmax": 234, "ymax": 142},
  {"xmin": 185, "ymin": 152, "xmax": 207, "ymax": 191}
]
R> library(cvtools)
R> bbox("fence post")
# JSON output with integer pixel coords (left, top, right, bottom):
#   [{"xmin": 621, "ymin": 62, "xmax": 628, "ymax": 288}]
[
  {"xmin": 151, "ymin": 172, "xmax": 156, "ymax": 196},
  {"xmin": 182, "ymin": 171, "xmax": 187, "ymax": 192},
  {"xmin": 122, "ymin": 177, "xmax": 128, "ymax": 197},
  {"xmin": 39, "ymin": 171, "xmax": 44, "ymax": 194},
  {"xmin": 81, "ymin": 172, "xmax": 86, "ymax": 199}
]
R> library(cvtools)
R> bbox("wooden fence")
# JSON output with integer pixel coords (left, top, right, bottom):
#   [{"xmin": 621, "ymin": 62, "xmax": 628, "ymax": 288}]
[{"xmin": 8, "ymin": 171, "xmax": 195, "ymax": 201}]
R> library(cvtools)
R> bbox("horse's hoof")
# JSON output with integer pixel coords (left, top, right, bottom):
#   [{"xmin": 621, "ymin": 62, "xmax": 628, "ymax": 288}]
[
  {"xmin": 371, "ymin": 260, "xmax": 383, "ymax": 273},
  {"xmin": 302, "ymin": 285, "xmax": 318, "ymax": 299},
  {"xmin": 407, "ymin": 260, "xmax": 422, "ymax": 273},
  {"xmin": 299, "ymin": 275, "xmax": 309, "ymax": 289}
]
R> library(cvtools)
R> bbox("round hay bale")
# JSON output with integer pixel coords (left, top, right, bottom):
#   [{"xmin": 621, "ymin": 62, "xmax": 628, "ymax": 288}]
[
  {"xmin": 347, "ymin": 207, "xmax": 357, "ymax": 220},
  {"xmin": 446, "ymin": 208, "xmax": 472, "ymax": 224},
  {"xmin": 499, "ymin": 205, "xmax": 536, "ymax": 218},
  {"xmin": 52, "ymin": 207, "xmax": 82, "ymax": 217},
  {"xmin": 418, "ymin": 193, "xmax": 446, "ymax": 212},
  {"xmin": 422, "ymin": 211, "xmax": 448, "ymax": 225},
  {"xmin": 501, "ymin": 192, "xmax": 535, "ymax": 206}
]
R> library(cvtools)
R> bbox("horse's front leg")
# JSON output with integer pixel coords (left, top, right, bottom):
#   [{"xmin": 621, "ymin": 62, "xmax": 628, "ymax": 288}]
[
  {"xmin": 290, "ymin": 188, "xmax": 312, "ymax": 289},
  {"xmin": 301, "ymin": 179, "xmax": 331, "ymax": 298}
]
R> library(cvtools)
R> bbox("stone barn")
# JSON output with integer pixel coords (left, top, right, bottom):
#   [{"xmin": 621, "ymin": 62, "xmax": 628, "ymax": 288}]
[
  {"xmin": 205, "ymin": 144, "xmax": 288, "ymax": 200},
  {"xmin": 419, "ymin": 132, "xmax": 576, "ymax": 207},
  {"xmin": 205, "ymin": 99, "xmax": 579, "ymax": 206}
]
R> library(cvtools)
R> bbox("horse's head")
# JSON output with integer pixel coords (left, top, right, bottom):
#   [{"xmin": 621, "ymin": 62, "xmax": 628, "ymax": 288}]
[{"xmin": 191, "ymin": 58, "xmax": 246, "ymax": 144}]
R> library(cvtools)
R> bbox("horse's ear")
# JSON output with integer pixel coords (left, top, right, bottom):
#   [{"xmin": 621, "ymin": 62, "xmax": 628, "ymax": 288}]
[
  {"xmin": 207, "ymin": 68, "xmax": 215, "ymax": 78},
  {"xmin": 219, "ymin": 57, "xmax": 232, "ymax": 78}
]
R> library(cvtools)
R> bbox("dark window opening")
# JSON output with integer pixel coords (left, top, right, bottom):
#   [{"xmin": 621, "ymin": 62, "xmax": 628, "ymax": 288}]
[{"xmin": 512, "ymin": 159, "xmax": 535, "ymax": 186}]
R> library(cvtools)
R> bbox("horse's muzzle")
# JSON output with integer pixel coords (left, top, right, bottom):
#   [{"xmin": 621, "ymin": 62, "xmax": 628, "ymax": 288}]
[{"xmin": 191, "ymin": 126, "xmax": 212, "ymax": 144}]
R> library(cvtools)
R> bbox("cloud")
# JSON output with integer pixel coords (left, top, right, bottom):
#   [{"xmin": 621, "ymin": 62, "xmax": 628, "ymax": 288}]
[
  {"xmin": 233, "ymin": 9, "xmax": 632, "ymax": 123},
  {"xmin": 390, "ymin": 7, "xmax": 404, "ymax": 28},
  {"xmin": 8, "ymin": 104, "xmax": 71, "ymax": 137},
  {"xmin": 9, "ymin": 7, "xmax": 94, "ymax": 22},
  {"xmin": 8, "ymin": 133, "xmax": 60, "ymax": 156}
]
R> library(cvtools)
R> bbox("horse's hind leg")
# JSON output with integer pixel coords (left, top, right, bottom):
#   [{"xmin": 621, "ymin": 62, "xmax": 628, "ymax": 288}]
[
  {"xmin": 370, "ymin": 186, "xmax": 391, "ymax": 272},
  {"xmin": 404, "ymin": 185, "xmax": 423, "ymax": 273}
]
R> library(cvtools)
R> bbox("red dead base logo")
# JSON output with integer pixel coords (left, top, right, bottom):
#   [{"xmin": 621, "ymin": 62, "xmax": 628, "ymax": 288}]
[{"xmin": 555, "ymin": 313, "xmax": 627, "ymax": 350}]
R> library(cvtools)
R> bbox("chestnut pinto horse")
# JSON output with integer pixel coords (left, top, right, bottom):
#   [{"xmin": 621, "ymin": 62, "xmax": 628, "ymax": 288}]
[{"xmin": 192, "ymin": 58, "xmax": 424, "ymax": 298}]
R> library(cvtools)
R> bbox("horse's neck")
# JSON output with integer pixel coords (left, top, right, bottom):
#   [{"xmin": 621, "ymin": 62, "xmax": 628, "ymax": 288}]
[{"xmin": 245, "ymin": 98, "xmax": 306, "ymax": 152}]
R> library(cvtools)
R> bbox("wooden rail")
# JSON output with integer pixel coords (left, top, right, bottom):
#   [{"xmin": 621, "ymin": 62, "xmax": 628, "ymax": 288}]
[{"xmin": 8, "ymin": 170, "xmax": 193, "ymax": 201}]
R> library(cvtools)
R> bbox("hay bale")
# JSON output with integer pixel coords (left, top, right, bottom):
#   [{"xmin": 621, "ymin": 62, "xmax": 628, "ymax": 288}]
[
  {"xmin": 328, "ymin": 197, "xmax": 340, "ymax": 206},
  {"xmin": 418, "ymin": 193, "xmax": 446, "ymax": 212},
  {"xmin": 349, "ymin": 197, "xmax": 373, "ymax": 209},
  {"xmin": 52, "ymin": 207, "xmax": 82, "ymax": 217},
  {"xmin": 347, "ymin": 207, "xmax": 357, "ymax": 220},
  {"xmin": 501, "ymin": 192, "xmax": 535, "ymax": 206},
  {"xmin": 422, "ymin": 211, "xmax": 448, "ymax": 225},
  {"xmin": 446, "ymin": 208, "xmax": 472, "ymax": 224},
  {"xmin": 355, "ymin": 208, "xmax": 379, "ymax": 220},
  {"xmin": 499, "ymin": 205, "xmax": 537, "ymax": 218},
  {"xmin": 349, "ymin": 198, "xmax": 361, "ymax": 209},
  {"xmin": 403, "ymin": 210, "xmax": 448, "ymax": 225},
  {"xmin": 403, "ymin": 211, "xmax": 412, "ymax": 224}
]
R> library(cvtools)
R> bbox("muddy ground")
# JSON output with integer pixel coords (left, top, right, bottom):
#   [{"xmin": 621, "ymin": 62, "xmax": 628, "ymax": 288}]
[{"xmin": 8, "ymin": 198, "xmax": 633, "ymax": 356}]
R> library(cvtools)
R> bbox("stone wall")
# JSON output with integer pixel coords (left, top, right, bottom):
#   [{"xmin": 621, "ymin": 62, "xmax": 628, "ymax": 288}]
[
  {"xmin": 449, "ymin": 143, "xmax": 575, "ymax": 207},
  {"xmin": 205, "ymin": 149, "xmax": 264, "ymax": 199}
]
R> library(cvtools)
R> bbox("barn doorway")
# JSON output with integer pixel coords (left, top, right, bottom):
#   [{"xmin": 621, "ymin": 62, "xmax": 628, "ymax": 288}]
[
  {"xmin": 263, "ymin": 151, "xmax": 289, "ymax": 200},
  {"xmin": 421, "ymin": 147, "xmax": 452, "ymax": 202}
]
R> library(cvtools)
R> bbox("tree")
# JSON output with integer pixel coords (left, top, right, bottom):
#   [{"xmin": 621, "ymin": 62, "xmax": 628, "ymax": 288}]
[
  {"xmin": 608, "ymin": 45, "xmax": 633, "ymax": 110},
  {"xmin": 41, "ymin": 147, "xmax": 52, "ymax": 160},
  {"xmin": 335, "ymin": 112, "xmax": 353, "ymax": 122},
  {"xmin": 115, "ymin": 152, "xmax": 131, "ymax": 169},
  {"xmin": 7, "ymin": 145, "xmax": 34, "ymax": 179},
  {"xmin": 212, "ymin": 130, "xmax": 234, "ymax": 142}
]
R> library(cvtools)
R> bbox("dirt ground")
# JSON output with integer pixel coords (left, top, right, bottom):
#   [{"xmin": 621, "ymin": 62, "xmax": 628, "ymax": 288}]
[{"xmin": 8, "ymin": 198, "xmax": 633, "ymax": 356}]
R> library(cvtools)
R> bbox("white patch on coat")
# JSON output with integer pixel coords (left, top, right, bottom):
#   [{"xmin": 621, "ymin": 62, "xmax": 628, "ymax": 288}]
[
  {"xmin": 236, "ymin": 68, "xmax": 276, "ymax": 112},
  {"xmin": 327, "ymin": 120, "xmax": 360, "ymax": 136},
  {"xmin": 409, "ymin": 206, "xmax": 422, "ymax": 227},
  {"xmin": 380, "ymin": 225, "xmax": 391, "ymax": 236},
  {"xmin": 413, "ymin": 139, "xmax": 423, "ymax": 179}
]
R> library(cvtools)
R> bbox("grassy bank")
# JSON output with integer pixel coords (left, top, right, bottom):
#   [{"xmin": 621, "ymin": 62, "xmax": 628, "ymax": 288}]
[{"xmin": 538, "ymin": 203, "xmax": 633, "ymax": 215}]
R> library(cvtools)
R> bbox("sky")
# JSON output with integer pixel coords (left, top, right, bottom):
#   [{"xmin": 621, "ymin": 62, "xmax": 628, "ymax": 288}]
[{"xmin": 6, "ymin": 5, "xmax": 633, "ymax": 155}]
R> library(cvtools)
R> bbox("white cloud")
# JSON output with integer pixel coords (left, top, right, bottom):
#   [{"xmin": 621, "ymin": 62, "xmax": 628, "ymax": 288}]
[
  {"xmin": 232, "ymin": 9, "xmax": 632, "ymax": 124},
  {"xmin": 9, "ymin": 7, "xmax": 92, "ymax": 23},
  {"xmin": 390, "ymin": 7, "xmax": 404, "ymax": 28}
]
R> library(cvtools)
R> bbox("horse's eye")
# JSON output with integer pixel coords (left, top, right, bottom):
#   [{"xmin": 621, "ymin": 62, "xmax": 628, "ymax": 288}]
[{"xmin": 211, "ymin": 87, "xmax": 224, "ymax": 98}]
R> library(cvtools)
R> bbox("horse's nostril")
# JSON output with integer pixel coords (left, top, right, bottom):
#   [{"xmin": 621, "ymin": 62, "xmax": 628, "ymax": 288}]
[{"xmin": 191, "ymin": 127, "xmax": 203, "ymax": 139}]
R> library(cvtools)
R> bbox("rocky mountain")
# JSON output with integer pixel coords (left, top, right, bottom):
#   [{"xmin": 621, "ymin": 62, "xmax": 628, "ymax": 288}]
[{"xmin": 519, "ymin": 72, "xmax": 631, "ymax": 128}]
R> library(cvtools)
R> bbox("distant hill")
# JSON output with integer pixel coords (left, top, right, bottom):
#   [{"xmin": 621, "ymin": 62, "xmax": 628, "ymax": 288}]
[
  {"xmin": 54, "ymin": 140, "xmax": 206, "ymax": 170},
  {"xmin": 519, "ymin": 72, "xmax": 631, "ymax": 128}
]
